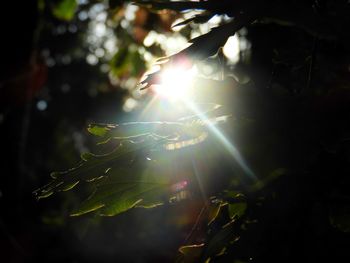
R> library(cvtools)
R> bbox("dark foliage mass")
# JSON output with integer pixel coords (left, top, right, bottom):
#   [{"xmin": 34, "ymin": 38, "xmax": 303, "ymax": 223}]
[{"xmin": 1, "ymin": 0, "xmax": 350, "ymax": 262}]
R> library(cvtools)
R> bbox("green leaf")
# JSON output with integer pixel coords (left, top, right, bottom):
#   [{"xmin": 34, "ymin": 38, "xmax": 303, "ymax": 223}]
[
  {"xmin": 130, "ymin": 50, "xmax": 146, "ymax": 77},
  {"xmin": 71, "ymin": 163, "xmax": 169, "ymax": 216},
  {"xmin": 228, "ymin": 202, "xmax": 247, "ymax": 219},
  {"xmin": 87, "ymin": 125, "xmax": 109, "ymax": 137},
  {"xmin": 33, "ymin": 137, "xmax": 165, "ymax": 200},
  {"xmin": 34, "ymin": 113, "xmax": 229, "ymax": 216},
  {"xmin": 52, "ymin": 0, "xmax": 77, "ymax": 21},
  {"xmin": 87, "ymin": 121, "xmax": 207, "ymax": 146},
  {"xmin": 34, "ymin": 117, "xmax": 215, "ymax": 201},
  {"xmin": 110, "ymin": 47, "xmax": 130, "ymax": 77}
]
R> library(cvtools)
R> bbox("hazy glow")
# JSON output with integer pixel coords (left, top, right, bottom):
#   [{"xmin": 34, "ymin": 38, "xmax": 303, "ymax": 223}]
[
  {"xmin": 153, "ymin": 67, "xmax": 196, "ymax": 101},
  {"xmin": 183, "ymin": 99, "xmax": 256, "ymax": 179},
  {"xmin": 123, "ymin": 97, "xmax": 138, "ymax": 112},
  {"xmin": 149, "ymin": 64, "xmax": 255, "ymax": 178}
]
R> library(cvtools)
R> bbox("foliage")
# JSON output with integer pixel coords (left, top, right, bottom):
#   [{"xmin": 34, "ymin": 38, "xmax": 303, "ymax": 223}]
[
  {"xmin": 34, "ymin": 116, "xmax": 222, "ymax": 217},
  {"xmin": 33, "ymin": 0, "xmax": 350, "ymax": 262}
]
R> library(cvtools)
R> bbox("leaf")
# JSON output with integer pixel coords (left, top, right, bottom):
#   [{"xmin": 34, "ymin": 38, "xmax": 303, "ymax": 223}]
[
  {"xmin": 71, "ymin": 163, "xmax": 169, "ymax": 216},
  {"xmin": 52, "ymin": 0, "xmax": 77, "ymax": 21},
  {"xmin": 134, "ymin": 0, "xmax": 243, "ymax": 16},
  {"xmin": 110, "ymin": 47, "xmax": 130, "ymax": 77},
  {"xmin": 172, "ymin": 13, "xmax": 214, "ymax": 28},
  {"xmin": 87, "ymin": 125, "xmax": 109, "ymax": 137},
  {"xmin": 208, "ymin": 201, "xmax": 227, "ymax": 225},
  {"xmin": 179, "ymin": 244, "xmax": 204, "ymax": 263},
  {"xmin": 35, "ymin": 110, "xmax": 230, "ymax": 216},
  {"xmin": 140, "ymin": 14, "xmax": 255, "ymax": 89},
  {"xmin": 80, "ymin": 152, "xmax": 95, "ymax": 161},
  {"xmin": 228, "ymin": 202, "xmax": 247, "ymax": 219},
  {"xmin": 33, "ymin": 137, "xmax": 166, "ymax": 200},
  {"xmin": 34, "ymin": 116, "xmax": 218, "ymax": 200},
  {"xmin": 130, "ymin": 50, "xmax": 146, "ymax": 77},
  {"xmin": 87, "ymin": 121, "xmax": 208, "ymax": 146},
  {"xmin": 201, "ymin": 220, "xmax": 239, "ymax": 261},
  {"xmin": 249, "ymin": 168, "xmax": 286, "ymax": 192}
]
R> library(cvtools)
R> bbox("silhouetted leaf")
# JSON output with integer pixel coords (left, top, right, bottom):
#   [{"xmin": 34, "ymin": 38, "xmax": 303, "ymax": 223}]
[
  {"xmin": 208, "ymin": 201, "xmax": 226, "ymax": 225},
  {"xmin": 201, "ymin": 220, "xmax": 239, "ymax": 260},
  {"xmin": 140, "ymin": 15, "xmax": 255, "ymax": 89},
  {"xmin": 172, "ymin": 13, "xmax": 214, "ymax": 28},
  {"xmin": 178, "ymin": 244, "xmax": 204, "ymax": 263},
  {"xmin": 249, "ymin": 168, "xmax": 286, "ymax": 192},
  {"xmin": 134, "ymin": 0, "xmax": 244, "ymax": 16}
]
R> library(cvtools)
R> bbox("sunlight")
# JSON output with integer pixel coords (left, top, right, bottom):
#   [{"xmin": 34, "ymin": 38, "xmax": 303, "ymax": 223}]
[
  {"xmin": 183, "ymin": 99, "xmax": 256, "ymax": 179},
  {"xmin": 153, "ymin": 66, "xmax": 197, "ymax": 101},
  {"xmin": 145, "ymin": 62, "xmax": 255, "ymax": 179}
]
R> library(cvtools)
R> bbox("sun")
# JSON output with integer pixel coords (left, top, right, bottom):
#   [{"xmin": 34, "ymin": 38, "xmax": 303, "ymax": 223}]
[{"xmin": 153, "ymin": 66, "xmax": 196, "ymax": 101}]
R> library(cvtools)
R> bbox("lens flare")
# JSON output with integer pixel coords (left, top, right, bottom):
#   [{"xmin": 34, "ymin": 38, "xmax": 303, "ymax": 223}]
[
  {"xmin": 146, "ymin": 62, "xmax": 255, "ymax": 179},
  {"xmin": 153, "ymin": 67, "xmax": 196, "ymax": 101},
  {"xmin": 183, "ymin": 99, "xmax": 256, "ymax": 179}
]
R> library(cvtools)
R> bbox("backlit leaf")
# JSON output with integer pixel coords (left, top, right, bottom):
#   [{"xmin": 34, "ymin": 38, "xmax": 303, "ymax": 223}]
[
  {"xmin": 33, "ymin": 136, "xmax": 166, "ymax": 200},
  {"xmin": 71, "ymin": 163, "xmax": 169, "ymax": 216},
  {"xmin": 228, "ymin": 202, "xmax": 247, "ymax": 219}
]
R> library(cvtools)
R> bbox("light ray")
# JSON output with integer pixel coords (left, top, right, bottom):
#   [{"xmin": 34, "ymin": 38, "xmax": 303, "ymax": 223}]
[
  {"xmin": 183, "ymin": 99, "xmax": 256, "ymax": 179},
  {"xmin": 192, "ymin": 159, "xmax": 208, "ymax": 202},
  {"xmin": 138, "ymin": 96, "xmax": 158, "ymax": 120},
  {"xmin": 146, "ymin": 62, "xmax": 255, "ymax": 179}
]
